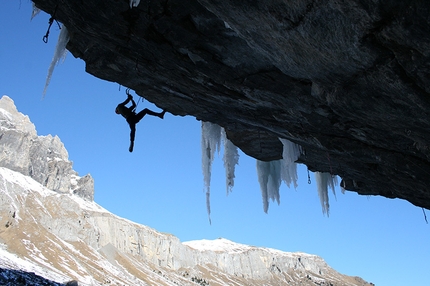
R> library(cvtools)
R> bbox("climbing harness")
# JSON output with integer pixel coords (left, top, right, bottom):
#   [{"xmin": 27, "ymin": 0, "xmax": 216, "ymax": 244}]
[{"xmin": 43, "ymin": 5, "xmax": 61, "ymax": 43}]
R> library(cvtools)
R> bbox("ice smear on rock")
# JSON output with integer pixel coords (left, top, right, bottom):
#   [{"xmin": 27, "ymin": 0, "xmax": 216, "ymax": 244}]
[
  {"xmin": 257, "ymin": 160, "xmax": 282, "ymax": 213},
  {"xmin": 43, "ymin": 25, "xmax": 69, "ymax": 96},
  {"xmin": 129, "ymin": 0, "xmax": 141, "ymax": 8}
]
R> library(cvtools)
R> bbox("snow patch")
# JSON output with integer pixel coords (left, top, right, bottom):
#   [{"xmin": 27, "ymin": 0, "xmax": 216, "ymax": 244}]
[
  {"xmin": 0, "ymin": 244, "xmax": 68, "ymax": 283},
  {"xmin": 184, "ymin": 238, "xmax": 252, "ymax": 253},
  {"xmin": 0, "ymin": 167, "xmax": 106, "ymax": 213},
  {"xmin": 0, "ymin": 167, "xmax": 52, "ymax": 198},
  {"xmin": 184, "ymin": 238, "xmax": 314, "ymax": 259}
]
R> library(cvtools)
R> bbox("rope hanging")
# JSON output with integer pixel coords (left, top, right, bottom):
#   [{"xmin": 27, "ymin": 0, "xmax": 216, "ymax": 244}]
[
  {"xmin": 126, "ymin": 88, "xmax": 143, "ymax": 111},
  {"xmin": 42, "ymin": 5, "xmax": 61, "ymax": 43}
]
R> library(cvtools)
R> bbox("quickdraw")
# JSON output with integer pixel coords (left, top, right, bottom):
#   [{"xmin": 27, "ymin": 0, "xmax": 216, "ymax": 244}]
[{"xmin": 43, "ymin": 5, "xmax": 61, "ymax": 43}]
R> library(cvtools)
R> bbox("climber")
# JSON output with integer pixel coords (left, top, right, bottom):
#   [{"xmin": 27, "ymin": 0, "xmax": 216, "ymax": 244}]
[{"xmin": 115, "ymin": 89, "xmax": 166, "ymax": 152}]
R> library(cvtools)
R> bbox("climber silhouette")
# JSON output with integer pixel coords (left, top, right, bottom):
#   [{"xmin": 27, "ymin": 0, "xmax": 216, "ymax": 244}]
[{"xmin": 115, "ymin": 89, "xmax": 166, "ymax": 152}]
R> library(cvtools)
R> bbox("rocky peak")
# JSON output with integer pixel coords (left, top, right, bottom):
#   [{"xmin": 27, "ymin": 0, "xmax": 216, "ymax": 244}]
[
  {"xmin": 0, "ymin": 95, "xmax": 94, "ymax": 201},
  {"xmin": 30, "ymin": 0, "xmax": 430, "ymax": 210}
]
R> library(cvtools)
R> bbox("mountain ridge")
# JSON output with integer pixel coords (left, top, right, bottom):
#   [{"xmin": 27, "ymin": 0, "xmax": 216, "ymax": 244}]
[
  {"xmin": 0, "ymin": 95, "xmax": 372, "ymax": 285},
  {"xmin": 0, "ymin": 167, "xmax": 371, "ymax": 285}
]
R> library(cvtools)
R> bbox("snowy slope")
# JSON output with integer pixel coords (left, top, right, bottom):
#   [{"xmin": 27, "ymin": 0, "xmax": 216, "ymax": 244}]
[{"xmin": 0, "ymin": 167, "xmax": 371, "ymax": 286}]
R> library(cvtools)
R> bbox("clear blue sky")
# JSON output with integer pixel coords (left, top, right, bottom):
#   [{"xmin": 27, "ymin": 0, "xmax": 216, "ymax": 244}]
[{"xmin": 1, "ymin": 2, "xmax": 430, "ymax": 286}]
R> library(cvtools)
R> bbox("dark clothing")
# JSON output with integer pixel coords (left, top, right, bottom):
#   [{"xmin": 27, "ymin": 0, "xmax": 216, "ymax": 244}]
[
  {"xmin": 116, "ymin": 96, "xmax": 165, "ymax": 152},
  {"xmin": 116, "ymin": 96, "xmax": 136, "ymax": 120}
]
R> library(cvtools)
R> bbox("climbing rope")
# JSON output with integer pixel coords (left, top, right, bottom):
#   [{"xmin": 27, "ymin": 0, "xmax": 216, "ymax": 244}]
[
  {"xmin": 126, "ymin": 88, "xmax": 143, "ymax": 111},
  {"xmin": 422, "ymin": 208, "xmax": 428, "ymax": 224},
  {"xmin": 307, "ymin": 169, "xmax": 311, "ymax": 184},
  {"xmin": 135, "ymin": 95, "xmax": 142, "ymax": 109},
  {"xmin": 42, "ymin": 5, "xmax": 61, "ymax": 43}
]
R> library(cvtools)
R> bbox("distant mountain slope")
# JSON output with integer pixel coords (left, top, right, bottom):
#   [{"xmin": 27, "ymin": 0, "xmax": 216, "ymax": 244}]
[{"xmin": 0, "ymin": 95, "xmax": 372, "ymax": 285}]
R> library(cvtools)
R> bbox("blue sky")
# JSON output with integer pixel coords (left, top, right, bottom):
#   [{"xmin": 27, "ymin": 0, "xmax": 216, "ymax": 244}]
[{"xmin": 1, "ymin": 2, "xmax": 430, "ymax": 285}]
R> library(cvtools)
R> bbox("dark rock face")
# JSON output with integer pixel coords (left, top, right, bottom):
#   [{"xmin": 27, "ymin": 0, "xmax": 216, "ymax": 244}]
[{"xmin": 32, "ymin": 0, "xmax": 430, "ymax": 209}]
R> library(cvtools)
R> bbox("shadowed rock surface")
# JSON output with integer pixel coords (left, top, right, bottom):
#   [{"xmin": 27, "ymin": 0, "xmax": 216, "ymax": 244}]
[{"xmin": 31, "ymin": 0, "xmax": 430, "ymax": 209}]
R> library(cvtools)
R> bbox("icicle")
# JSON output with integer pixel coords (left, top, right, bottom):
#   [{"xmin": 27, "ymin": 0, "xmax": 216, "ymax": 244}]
[
  {"xmin": 314, "ymin": 172, "xmax": 337, "ymax": 216},
  {"xmin": 256, "ymin": 160, "xmax": 282, "ymax": 213},
  {"xmin": 340, "ymin": 178, "xmax": 346, "ymax": 194},
  {"xmin": 222, "ymin": 129, "xmax": 239, "ymax": 194},
  {"xmin": 31, "ymin": 2, "xmax": 41, "ymax": 20},
  {"xmin": 201, "ymin": 121, "xmax": 222, "ymax": 222},
  {"xmin": 43, "ymin": 25, "xmax": 69, "ymax": 96},
  {"xmin": 279, "ymin": 138, "xmax": 300, "ymax": 189},
  {"xmin": 328, "ymin": 174, "xmax": 338, "ymax": 199}
]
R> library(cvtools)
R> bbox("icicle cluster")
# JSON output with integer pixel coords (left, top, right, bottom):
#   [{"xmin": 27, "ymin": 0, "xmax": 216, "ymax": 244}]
[
  {"xmin": 200, "ymin": 126, "xmax": 341, "ymax": 217},
  {"xmin": 255, "ymin": 138, "xmax": 301, "ymax": 213},
  {"xmin": 279, "ymin": 138, "xmax": 300, "ymax": 188},
  {"xmin": 314, "ymin": 172, "xmax": 338, "ymax": 216},
  {"xmin": 257, "ymin": 160, "xmax": 282, "ymax": 213},
  {"xmin": 43, "ymin": 25, "xmax": 69, "ymax": 96},
  {"xmin": 201, "ymin": 122, "xmax": 239, "ymax": 223}
]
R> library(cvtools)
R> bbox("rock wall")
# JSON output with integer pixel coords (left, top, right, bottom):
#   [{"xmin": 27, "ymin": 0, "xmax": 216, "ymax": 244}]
[
  {"xmin": 0, "ymin": 95, "xmax": 94, "ymax": 201},
  {"xmin": 30, "ymin": 0, "xmax": 430, "ymax": 209}
]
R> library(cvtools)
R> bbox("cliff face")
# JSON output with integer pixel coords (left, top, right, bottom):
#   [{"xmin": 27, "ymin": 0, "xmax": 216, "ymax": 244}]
[
  {"xmin": 0, "ymin": 96, "xmax": 371, "ymax": 285},
  {"xmin": 0, "ymin": 167, "xmax": 371, "ymax": 286},
  {"xmin": 0, "ymin": 96, "xmax": 94, "ymax": 201},
  {"xmin": 31, "ymin": 0, "xmax": 430, "ymax": 209}
]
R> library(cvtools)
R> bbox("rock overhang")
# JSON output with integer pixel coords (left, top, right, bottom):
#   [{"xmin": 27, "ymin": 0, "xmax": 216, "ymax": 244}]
[{"xmin": 31, "ymin": 0, "xmax": 430, "ymax": 209}]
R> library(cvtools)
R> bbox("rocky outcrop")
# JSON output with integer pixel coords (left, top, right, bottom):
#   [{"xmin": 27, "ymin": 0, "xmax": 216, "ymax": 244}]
[
  {"xmin": 0, "ymin": 95, "xmax": 94, "ymax": 200},
  {"xmin": 30, "ymin": 0, "xmax": 430, "ymax": 210}
]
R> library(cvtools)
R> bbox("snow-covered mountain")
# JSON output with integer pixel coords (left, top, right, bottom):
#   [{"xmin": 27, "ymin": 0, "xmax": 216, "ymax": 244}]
[{"xmin": 0, "ymin": 95, "xmax": 372, "ymax": 286}]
